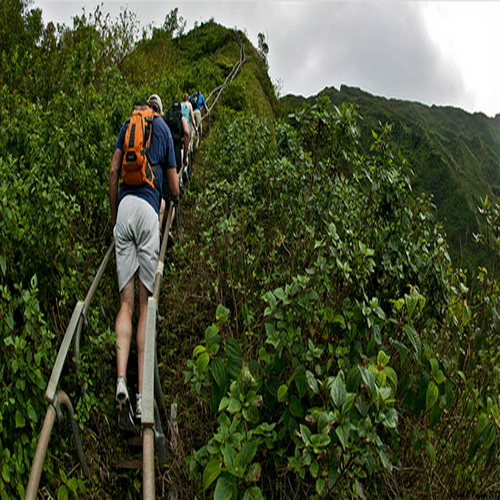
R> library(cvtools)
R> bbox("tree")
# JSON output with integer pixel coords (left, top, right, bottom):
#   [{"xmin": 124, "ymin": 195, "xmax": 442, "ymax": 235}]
[
  {"xmin": 257, "ymin": 32, "xmax": 269, "ymax": 68},
  {"xmin": 163, "ymin": 7, "xmax": 186, "ymax": 38},
  {"xmin": 0, "ymin": 0, "xmax": 42, "ymax": 54}
]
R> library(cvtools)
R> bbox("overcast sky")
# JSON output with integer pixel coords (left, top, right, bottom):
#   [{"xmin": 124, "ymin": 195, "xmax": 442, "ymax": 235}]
[{"xmin": 32, "ymin": 1, "xmax": 500, "ymax": 118}]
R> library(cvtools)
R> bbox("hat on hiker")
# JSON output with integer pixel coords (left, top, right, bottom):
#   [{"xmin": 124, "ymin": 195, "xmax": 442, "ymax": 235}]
[{"xmin": 148, "ymin": 94, "xmax": 163, "ymax": 114}]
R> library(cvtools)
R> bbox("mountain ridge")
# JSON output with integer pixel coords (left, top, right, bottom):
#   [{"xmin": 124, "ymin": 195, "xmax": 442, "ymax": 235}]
[{"xmin": 280, "ymin": 84, "xmax": 500, "ymax": 273}]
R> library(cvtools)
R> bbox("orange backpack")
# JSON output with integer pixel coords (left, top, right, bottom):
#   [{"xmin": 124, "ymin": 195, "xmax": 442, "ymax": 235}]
[{"xmin": 121, "ymin": 105, "xmax": 160, "ymax": 188}]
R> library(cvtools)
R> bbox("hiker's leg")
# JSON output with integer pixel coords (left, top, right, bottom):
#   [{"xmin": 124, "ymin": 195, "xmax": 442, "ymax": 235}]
[{"xmin": 116, "ymin": 277, "xmax": 135, "ymax": 380}]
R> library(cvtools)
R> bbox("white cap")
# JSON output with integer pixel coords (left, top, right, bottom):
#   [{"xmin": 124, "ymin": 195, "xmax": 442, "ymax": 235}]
[{"xmin": 147, "ymin": 94, "xmax": 163, "ymax": 114}]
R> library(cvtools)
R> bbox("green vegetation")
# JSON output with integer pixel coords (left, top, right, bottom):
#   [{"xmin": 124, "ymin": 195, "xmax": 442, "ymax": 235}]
[
  {"xmin": 281, "ymin": 86, "xmax": 500, "ymax": 275},
  {"xmin": 0, "ymin": 2, "xmax": 498, "ymax": 498}
]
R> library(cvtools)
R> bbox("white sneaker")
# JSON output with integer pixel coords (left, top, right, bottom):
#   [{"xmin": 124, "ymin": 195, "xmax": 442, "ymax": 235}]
[
  {"xmin": 135, "ymin": 393, "xmax": 142, "ymax": 422},
  {"xmin": 115, "ymin": 377, "xmax": 135, "ymax": 432}
]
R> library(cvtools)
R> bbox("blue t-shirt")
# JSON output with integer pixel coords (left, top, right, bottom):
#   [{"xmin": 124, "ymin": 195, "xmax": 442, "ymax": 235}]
[
  {"xmin": 115, "ymin": 115, "xmax": 176, "ymax": 215},
  {"xmin": 191, "ymin": 92, "xmax": 207, "ymax": 111},
  {"xmin": 197, "ymin": 93, "xmax": 207, "ymax": 110}
]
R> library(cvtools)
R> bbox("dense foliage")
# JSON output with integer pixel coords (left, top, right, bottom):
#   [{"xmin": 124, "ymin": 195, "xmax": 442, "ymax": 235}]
[
  {"xmin": 181, "ymin": 102, "xmax": 499, "ymax": 498},
  {"xmin": 281, "ymin": 86, "xmax": 500, "ymax": 275},
  {"xmin": 0, "ymin": 1, "xmax": 498, "ymax": 498}
]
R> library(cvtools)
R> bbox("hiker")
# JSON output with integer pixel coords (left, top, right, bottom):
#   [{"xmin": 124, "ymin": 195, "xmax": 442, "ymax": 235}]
[
  {"xmin": 164, "ymin": 100, "xmax": 190, "ymax": 175},
  {"xmin": 190, "ymin": 89, "xmax": 208, "ymax": 147},
  {"xmin": 109, "ymin": 94, "xmax": 179, "ymax": 431},
  {"xmin": 181, "ymin": 93, "xmax": 196, "ymax": 152}
]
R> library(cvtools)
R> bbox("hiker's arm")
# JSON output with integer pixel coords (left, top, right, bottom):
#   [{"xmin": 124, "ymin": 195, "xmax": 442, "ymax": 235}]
[
  {"xmin": 109, "ymin": 148, "xmax": 122, "ymax": 227},
  {"xmin": 166, "ymin": 166, "xmax": 180, "ymax": 200}
]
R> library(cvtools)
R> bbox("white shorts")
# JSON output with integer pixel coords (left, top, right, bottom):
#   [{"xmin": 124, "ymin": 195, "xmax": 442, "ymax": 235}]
[{"xmin": 114, "ymin": 195, "xmax": 160, "ymax": 293}]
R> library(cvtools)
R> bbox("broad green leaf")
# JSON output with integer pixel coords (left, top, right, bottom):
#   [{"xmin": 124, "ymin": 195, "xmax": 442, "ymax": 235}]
[
  {"xmin": 264, "ymin": 322, "xmax": 275, "ymax": 337},
  {"xmin": 403, "ymin": 324, "xmax": 421, "ymax": 357},
  {"xmin": 242, "ymin": 486, "xmax": 263, "ymax": 500},
  {"xmin": 2, "ymin": 462, "xmax": 10, "ymax": 483},
  {"xmin": 310, "ymin": 433, "xmax": 331, "ymax": 451},
  {"xmin": 289, "ymin": 395, "xmax": 304, "ymax": 418},
  {"xmin": 317, "ymin": 412, "xmax": 330, "ymax": 435},
  {"xmin": 239, "ymin": 440, "xmax": 258, "ymax": 468},
  {"xmin": 426, "ymin": 381, "xmax": 439, "ymax": 410},
  {"xmin": 473, "ymin": 413, "xmax": 490, "ymax": 438},
  {"xmin": 193, "ymin": 345, "xmax": 206, "ymax": 357},
  {"xmin": 392, "ymin": 298, "xmax": 404, "ymax": 312},
  {"xmin": 214, "ymin": 474, "xmax": 238, "ymax": 500},
  {"xmin": 227, "ymin": 398, "xmax": 241, "ymax": 413},
  {"xmin": 227, "ymin": 357, "xmax": 242, "ymax": 378},
  {"xmin": 222, "ymin": 444, "xmax": 238, "ymax": 470},
  {"xmin": 258, "ymin": 347, "xmax": 270, "ymax": 362},
  {"xmin": 196, "ymin": 352, "xmax": 210, "ymax": 373},
  {"xmin": 316, "ymin": 478, "xmax": 326, "ymax": 495},
  {"xmin": 67, "ymin": 478, "xmax": 78, "ymax": 496},
  {"xmin": 405, "ymin": 292, "xmax": 418, "ymax": 318},
  {"xmin": 377, "ymin": 350, "xmax": 390, "ymax": 367},
  {"xmin": 306, "ymin": 370, "xmax": 319, "ymax": 394},
  {"xmin": 483, "ymin": 421, "xmax": 496, "ymax": 449},
  {"xmin": 384, "ymin": 366, "xmax": 398, "ymax": 393},
  {"xmin": 15, "ymin": 410, "xmax": 25, "ymax": 428},
  {"xmin": 335, "ymin": 424, "xmax": 349, "ymax": 450},
  {"xmin": 218, "ymin": 397, "xmax": 230, "ymax": 411},
  {"xmin": 277, "ymin": 384, "xmax": 288, "ymax": 402},
  {"xmin": 274, "ymin": 287, "xmax": 288, "ymax": 303},
  {"xmin": 331, "ymin": 373, "xmax": 347, "ymax": 408},
  {"xmin": 309, "ymin": 459, "xmax": 319, "ymax": 477},
  {"xmin": 216, "ymin": 304, "xmax": 230, "ymax": 324},
  {"xmin": 359, "ymin": 367, "xmax": 375, "ymax": 395},
  {"xmin": 56, "ymin": 485, "xmax": 69, "ymax": 500},
  {"xmin": 27, "ymin": 404, "xmax": 38, "ymax": 423},
  {"xmin": 429, "ymin": 357, "xmax": 439, "ymax": 376},
  {"xmin": 210, "ymin": 357, "xmax": 227, "ymax": 389},
  {"xmin": 434, "ymin": 370, "xmax": 446, "ymax": 385},
  {"xmin": 426, "ymin": 440, "xmax": 436, "ymax": 465},
  {"xmin": 299, "ymin": 424, "xmax": 312, "ymax": 445},
  {"xmin": 205, "ymin": 324, "xmax": 220, "ymax": 341},
  {"xmin": 225, "ymin": 338, "xmax": 242, "ymax": 359},
  {"xmin": 203, "ymin": 459, "xmax": 222, "ymax": 491}
]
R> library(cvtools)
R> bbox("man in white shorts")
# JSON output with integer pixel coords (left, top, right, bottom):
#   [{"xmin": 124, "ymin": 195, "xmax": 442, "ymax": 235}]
[{"xmin": 109, "ymin": 94, "xmax": 179, "ymax": 431}]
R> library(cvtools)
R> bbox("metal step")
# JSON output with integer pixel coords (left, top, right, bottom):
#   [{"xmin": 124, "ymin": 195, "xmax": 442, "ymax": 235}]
[{"xmin": 113, "ymin": 458, "xmax": 142, "ymax": 470}]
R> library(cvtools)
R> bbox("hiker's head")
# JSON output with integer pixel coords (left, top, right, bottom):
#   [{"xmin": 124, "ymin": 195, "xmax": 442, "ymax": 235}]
[
  {"xmin": 148, "ymin": 94, "xmax": 163, "ymax": 114},
  {"xmin": 183, "ymin": 93, "xmax": 189, "ymax": 101}
]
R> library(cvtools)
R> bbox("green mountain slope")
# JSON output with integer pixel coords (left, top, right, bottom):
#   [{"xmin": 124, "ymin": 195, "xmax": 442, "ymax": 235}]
[
  {"xmin": 280, "ymin": 86, "xmax": 500, "ymax": 272},
  {"xmin": 120, "ymin": 20, "xmax": 277, "ymax": 122}
]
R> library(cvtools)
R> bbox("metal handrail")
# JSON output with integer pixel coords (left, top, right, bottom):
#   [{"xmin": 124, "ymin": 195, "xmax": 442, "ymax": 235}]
[
  {"xmin": 202, "ymin": 29, "xmax": 246, "ymax": 120},
  {"xmin": 141, "ymin": 31, "xmax": 246, "ymax": 496},
  {"xmin": 27, "ymin": 241, "xmax": 114, "ymax": 497},
  {"xmin": 26, "ymin": 390, "xmax": 90, "ymax": 499},
  {"xmin": 142, "ymin": 197, "xmax": 175, "ymax": 498}
]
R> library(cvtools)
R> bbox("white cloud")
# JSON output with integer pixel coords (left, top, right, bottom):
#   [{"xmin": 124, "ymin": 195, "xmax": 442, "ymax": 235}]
[
  {"xmin": 420, "ymin": 2, "xmax": 500, "ymax": 116},
  {"xmin": 32, "ymin": 0, "xmax": 500, "ymax": 117}
]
